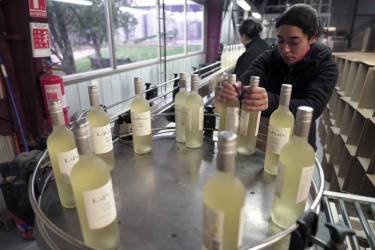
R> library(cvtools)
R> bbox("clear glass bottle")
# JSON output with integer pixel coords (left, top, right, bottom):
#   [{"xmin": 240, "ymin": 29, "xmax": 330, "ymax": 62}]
[
  {"xmin": 185, "ymin": 74, "xmax": 204, "ymax": 148},
  {"xmin": 237, "ymin": 76, "xmax": 261, "ymax": 155},
  {"xmin": 271, "ymin": 106, "xmax": 315, "ymax": 229},
  {"xmin": 87, "ymin": 83, "xmax": 115, "ymax": 171},
  {"xmin": 264, "ymin": 84, "xmax": 294, "ymax": 175},
  {"xmin": 203, "ymin": 131, "xmax": 246, "ymax": 250},
  {"xmin": 175, "ymin": 72, "xmax": 189, "ymax": 143},
  {"xmin": 219, "ymin": 74, "xmax": 240, "ymax": 132},
  {"xmin": 130, "ymin": 77, "xmax": 152, "ymax": 154},
  {"xmin": 47, "ymin": 100, "xmax": 79, "ymax": 208},
  {"xmin": 71, "ymin": 117, "xmax": 119, "ymax": 250}
]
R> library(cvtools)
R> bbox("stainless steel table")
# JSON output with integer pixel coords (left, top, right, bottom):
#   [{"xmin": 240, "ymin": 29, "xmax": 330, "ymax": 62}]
[{"xmin": 29, "ymin": 130, "xmax": 324, "ymax": 250}]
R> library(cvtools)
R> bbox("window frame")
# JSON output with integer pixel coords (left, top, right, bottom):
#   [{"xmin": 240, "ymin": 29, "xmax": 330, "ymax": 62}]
[{"xmin": 55, "ymin": 0, "xmax": 205, "ymax": 85}]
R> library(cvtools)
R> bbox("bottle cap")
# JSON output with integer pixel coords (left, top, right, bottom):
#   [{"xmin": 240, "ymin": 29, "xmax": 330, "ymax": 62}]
[
  {"xmin": 294, "ymin": 106, "xmax": 314, "ymax": 137},
  {"xmin": 279, "ymin": 84, "xmax": 292, "ymax": 106},
  {"xmin": 134, "ymin": 77, "xmax": 143, "ymax": 94},
  {"xmin": 250, "ymin": 76, "xmax": 260, "ymax": 87},
  {"xmin": 179, "ymin": 72, "xmax": 187, "ymax": 89},
  {"xmin": 191, "ymin": 74, "xmax": 200, "ymax": 91},
  {"xmin": 73, "ymin": 114, "xmax": 94, "ymax": 155},
  {"xmin": 228, "ymin": 74, "xmax": 236, "ymax": 84},
  {"xmin": 48, "ymin": 100, "xmax": 63, "ymax": 114},
  {"xmin": 88, "ymin": 83, "xmax": 100, "ymax": 107},
  {"xmin": 218, "ymin": 131, "xmax": 237, "ymax": 154}
]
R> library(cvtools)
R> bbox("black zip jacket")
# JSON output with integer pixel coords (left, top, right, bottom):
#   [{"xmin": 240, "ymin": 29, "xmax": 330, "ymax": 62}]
[
  {"xmin": 239, "ymin": 43, "xmax": 338, "ymax": 150},
  {"xmin": 234, "ymin": 35, "xmax": 269, "ymax": 79}
]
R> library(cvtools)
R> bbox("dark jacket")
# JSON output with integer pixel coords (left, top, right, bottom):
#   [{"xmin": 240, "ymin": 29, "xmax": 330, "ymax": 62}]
[
  {"xmin": 234, "ymin": 35, "xmax": 269, "ymax": 79},
  {"xmin": 239, "ymin": 43, "xmax": 338, "ymax": 150}
]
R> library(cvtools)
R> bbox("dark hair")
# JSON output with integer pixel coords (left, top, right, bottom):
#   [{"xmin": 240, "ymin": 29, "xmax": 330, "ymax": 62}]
[
  {"xmin": 239, "ymin": 18, "xmax": 262, "ymax": 39},
  {"xmin": 275, "ymin": 4, "xmax": 320, "ymax": 38}
]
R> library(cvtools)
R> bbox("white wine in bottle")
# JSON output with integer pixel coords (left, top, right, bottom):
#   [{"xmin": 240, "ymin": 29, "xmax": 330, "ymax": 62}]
[
  {"xmin": 47, "ymin": 100, "xmax": 79, "ymax": 208},
  {"xmin": 271, "ymin": 106, "xmax": 315, "ymax": 229},
  {"xmin": 203, "ymin": 131, "xmax": 246, "ymax": 250},
  {"xmin": 130, "ymin": 77, "xmax": 152, "ymax": 154},
  {"xmin": 185, "ymin": 74, "xmax": 204, "ymax": 148},
  {"xmin": 264, "ymin": 84, "xmax": 294, "ymax": 175},
  {"xmin": 219, "ymin": 74, "xmax": 240, "ymax": 132},
  {"xmin": 71, "ymin": 117, "xmax": 119, "ymax": 250},
  {"xmin": 175, "ymin": 72, "xmax": 189, "ymax": 143},
  {"xmin": 87, "ymin": 83, "xmax": 115, "ymax": 171},
  {"xmin": 237, "ymin": 76, "xmax": 261, "ymax": 155}
]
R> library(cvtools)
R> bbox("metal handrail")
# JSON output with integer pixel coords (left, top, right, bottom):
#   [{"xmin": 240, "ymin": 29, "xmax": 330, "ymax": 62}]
[
  {"xmin": 243, "ymin": 157, "xmax": 325, "ymax": 250},
  {"xmin": 105, "ymin": 61, "xmax": 224, "ymax": 111},
  {"xmin": 30, "ymin": 146, "xmax": 325, "ymax": 250}
]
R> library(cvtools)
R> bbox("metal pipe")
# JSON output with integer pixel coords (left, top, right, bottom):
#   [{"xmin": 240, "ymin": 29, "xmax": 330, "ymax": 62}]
[
  {"xmin": 322, "ymin": 196, "xmax": 334, "ymax": 223},
  {"xmin": 324, "ymin": 191, "xmax": 375, "ymax": 204},
  {"xmin": 338, "ymin": 199, "xmax": 360, "ymax": 250},
  {"xmin": 354, "ymin": 201, "xmax": 375, "ymax": 249},
  {"xmin": 311, "ymin": 157, "xmax": 325, "ymax": 211}
]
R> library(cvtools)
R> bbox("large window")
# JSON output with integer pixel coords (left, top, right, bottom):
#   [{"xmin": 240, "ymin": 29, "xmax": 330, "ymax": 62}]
[
  {"xmin": 47, "ymin": 0, "xmax": 204, "ymax": 76},
  {"xmin": 164, "ymin": 0, "xmax": 185, "ymax": 57},
  {"xmin": 48, "ymin": 0, "xmax": 109, "ymax": 75},
  {"xmin": 187, "ymin": 0, "xmax": 204, "ymax": 52},
  {"xmin": 113, "ymin": 0, "xmax": 158, "ymax": 65}
]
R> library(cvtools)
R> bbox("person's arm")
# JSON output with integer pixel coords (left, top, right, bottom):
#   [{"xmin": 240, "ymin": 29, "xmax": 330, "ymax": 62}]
[{"xmin": 263, "ymin": 60, "xmax": 338, "ymax": 120}]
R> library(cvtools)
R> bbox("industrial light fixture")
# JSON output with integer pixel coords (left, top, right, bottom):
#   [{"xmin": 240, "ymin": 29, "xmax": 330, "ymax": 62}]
[
  {"xmin": 252, "ymin": 12, "xmax": 261, "ymax": 19},
  {"xmin": 237, "ymin": 0, "xmax": 251, "ymax": 11},
  {"xmin": 51, "ymin": 0, "xmax": 93, "ymax": 6}
]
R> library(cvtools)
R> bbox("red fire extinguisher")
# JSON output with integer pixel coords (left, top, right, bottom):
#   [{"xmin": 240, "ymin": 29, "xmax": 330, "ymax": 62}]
[{"xmin": 40, "ymin": 70, "xmax": 69, "ymax": 126}]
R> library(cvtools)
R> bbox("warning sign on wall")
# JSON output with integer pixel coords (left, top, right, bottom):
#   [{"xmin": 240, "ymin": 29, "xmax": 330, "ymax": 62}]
[
  {"xmin": 30, "ymin": 22, "xmax": 51, "ymax": 58},
  {"xmin": 28, "ymin": 0, "xmax": 47, "ymax": 18}
]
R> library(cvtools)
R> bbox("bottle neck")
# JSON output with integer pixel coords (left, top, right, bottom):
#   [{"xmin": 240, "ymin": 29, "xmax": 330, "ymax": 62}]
[
  {"xmin": 50, "ymin": 112, "xmax": 65, "ymax": 127},
  {"xmin": 278, "ymin": 103, "xmax": 290, "ymax": 111},
  {"xmin": 75, "ymin": 125, "xmax": 95, "ymax": 155},
  {"xmin": 217, "ymin": 153, "xmax": 235, "ymax": 172},
  {"xmin": 89, "ymin": 94, "xmax": 100, "ymax": 108},
  {"xmin": 279, "ymin": 93, "xmax": 291, "ymax": 107},
  {"xmin": 293, "ymin": 119, "xmax": 312, "ymax": 138}
]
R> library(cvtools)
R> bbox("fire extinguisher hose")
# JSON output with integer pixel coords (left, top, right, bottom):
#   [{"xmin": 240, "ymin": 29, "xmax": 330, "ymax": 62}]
[{"xmin": 0, "ymin": 55, "xmax": 29, "ymax": 152}]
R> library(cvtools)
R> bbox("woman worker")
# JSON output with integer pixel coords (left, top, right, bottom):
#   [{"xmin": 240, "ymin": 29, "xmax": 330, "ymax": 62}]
[
  {"xmin": 234, "ymin": 18, "xmax": 269, "ymax": 78},
  {"xmin": 221, "ymin": 4, "xmax": 338, "ymax": 150}
]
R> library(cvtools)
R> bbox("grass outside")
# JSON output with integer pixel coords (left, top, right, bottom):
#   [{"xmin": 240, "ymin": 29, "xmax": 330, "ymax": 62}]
[{"xmin": 74, "ymin": 44, "xmax": 202, "ymax": 73}]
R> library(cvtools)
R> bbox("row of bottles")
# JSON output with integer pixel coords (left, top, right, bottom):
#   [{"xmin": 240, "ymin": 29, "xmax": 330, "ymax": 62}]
[
  {"xmin": 46, "ymin": 70, "xmax": 315, "ymax": 249},
  {"xmin": 175, "ymin": 73, "xmax": 204, "ymax": 148},
  {"xmin": 221, "ymin": 44, "xmax": 245, "ymax": 69},
  {"xmin": 47, "ymin": 99, "xmax": 119, "ymax": 249},
  {"xmin": 203, "ymin": 105, "xmax": 315, "ymax": 248}
]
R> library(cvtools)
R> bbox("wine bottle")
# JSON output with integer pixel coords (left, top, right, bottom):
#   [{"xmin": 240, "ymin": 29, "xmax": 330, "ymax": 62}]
[
  {"xmin": 202, "ymin": 131, "xmax": 246, "ymax": 250},
  {"xmin": 87, "ymin": 83, "xmax": 115, "ymax": 171},
  {"xmin": 271, "ymin": 106, "xmax": 315, "ymax": 229},
  {"xmin": 47, "ymin": 100, "xmax": 79, "ymax": 208},
  {"xmin": 264, "ymin": 84, "xmax": 294, "ymax": 175},
  {"xmin": 175, "ymin": 72, "xmax": 189, "ymax": 143},
  {"xmin": 185, "ymin": 74, "xmax": 204, "ymax": 148},
  {"xmin": 219, "ymin": 74, "xmax": 240, "ymax": 132},
  {"xmin": 237, "ymin": 76, "xmax": 261, "ymax": 155},
  {"xmin": 71, "ymin": 117, "xmax": 119, "ymax": 250},
  {"xmin": 130, "ymin": 77, "xmax": 152, "ymax": 154}
]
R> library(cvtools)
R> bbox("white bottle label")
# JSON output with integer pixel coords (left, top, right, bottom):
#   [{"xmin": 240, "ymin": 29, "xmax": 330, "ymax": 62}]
[
  {"xmin": 254, "ymin": 112, "xmax": 261, "ymax": 136},
  {"xmin": 131, "ymin": 111, "xmax": 151, "ymax": 136},
  {"xmin": 296, "ymin": 166, "xmax": 314, "ymax": 204},
  {"xmin": 225, "ymin": 107, "xmax": 239, "ymax": 132},
  {"xmin": 91, "ymin": 124, "xmax": 113, "ymax": 154},
  {"xmin": 203, "ymin": 203, "xmax": 224, "ymax": 250},
  {"xmin": 175, "ymin": 104, "xmax": 185, "ymax": 127},
  {"xmin": 267, "ymin": 125, "xmax": 291, "ymax": 154},
  {"xmin": 83, "ymin": 179, "xmax": 117, "ymax": 230},
  {"xmin": 185, "ymin": 107, "xmax": 192, "ymax": 131},
  {"xmin": 239, "ymin": 110, "xmax": 250, "ymax": 136},
  {"xmin": 275, "ymin": 162, "xmax": 286, "ymax": 198},
  {"xmin": 238, "ymin": 207, "xmax": 245, "ymax": 247},
  {"xmin": 57, "ymin": 148, "xmax": 79, "ymax": 184},
  {"xmin": 199, "ymin": 106, "xmax": 204, "ymax": 131}
]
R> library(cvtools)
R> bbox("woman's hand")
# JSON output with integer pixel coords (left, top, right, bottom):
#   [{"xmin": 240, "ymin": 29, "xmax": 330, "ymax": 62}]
[{"xmin": 242, "ymin": 86, "xmax": 268, "ymax": 111}]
